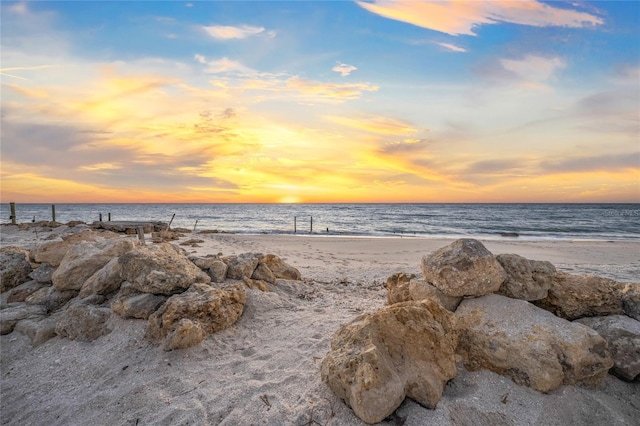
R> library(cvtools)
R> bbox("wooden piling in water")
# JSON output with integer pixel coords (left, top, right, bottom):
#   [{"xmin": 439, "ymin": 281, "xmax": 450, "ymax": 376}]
[
  {"xmin": 99, "ymin": 213, "xmax": 103, "ymax": 222},
  {"xmin": 10, "ymin": 202, "xmax": 16, "ymax": 225},
  {"xmin": 51, "ymin": 205, "xmax": 56, "ymax": 222},
  {"xmin": 136, "ymin": 226, "xmax": 146, "ymax": 245},
  {"xmin": 294, "ymin": 216, "xmax": 297, "ymax": 234},
  {"xmin": 193, "ymin": 219, "xmax": 199, "ymax": 232},
  {"xmin": 310, "ymin": 216, "xmax": 313, "ymax": 233},
  {"xmin": 108, "ymin": 213, "xmax": 111, "ymax": 221}
]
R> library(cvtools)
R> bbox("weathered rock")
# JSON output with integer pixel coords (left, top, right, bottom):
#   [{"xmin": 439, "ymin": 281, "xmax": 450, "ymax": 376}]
[
  {"xmin": 408, "ymin": 279, "xmax": 463, "ymax": 312},
  {"xmin": 495, "ymin": 253, "xmax": 556, "ymax": 301},
  {"xmin": 29, "ymin": 263, "xmax": 56, "ymax": 284},
  {"xmin": 52, "ymin": 238, "xmax": 136, "ymax": 291},
  {"xmin": 31, "ymin": 229, "xmax": 117, "ymax": 266},
  {"xmin": 251, "ymin": 263, "xmax": 277, "ymax": 284},
  {"xmin": 0, "ymin": 304, "xmax": 46, "ymax": 335},
  {"xmin": 119, "ymin": 243, "xmax": 210, "ymax": 295},
  {"xmin": 225, "ymin": 252, "xmax": 262, "ymax": 280},
  {"xmin": 55, "ymin": 303, "xmax": 112, "ymax": 341},
  {"xmin": 25, "ymin": 286, "xmax": 77, "ymax": 312},
  {"xmin": 385, "ymin": 272, "xmax": 416, "ymax": 304},
  {"xmin": 456, "ymin": 294, "xmax": 613, "ymax": 393},
  {"xmin": 6, "ymin": 281, "xmax": 46, "ymax": 303},
  {"xmin": 0, "ymin": 251, "xmax": 33, "ymax": 293},
  {"xmin": 242, "ymin": 277, "xmax": 269, "ymax": 292},
  {"xmin": 261, "ymin": 254, "xmax": 302, "ymax": 280},
  {"xmin": 421, "ymin": 239, "xmax": 506, "ymax": 297},
  {"xmin": 191, "ymin": 256, "xmax": 228, "ymax": 283},
  {"xmin": 622, "ymin": 287, "xmax": 640, "ymax": 321},
  {"xmin": 191, "ymin": 256, "xmax": 219, "ymax": 270},
  {"xmin": 534, "ymin": 272, "xmax": 628, "ymax": 320},
  {"xmin": 321, "ymin": 300, "xmax": 458, "ymax": 424},
  {"xmin": 111, "ymin": 291, "xmax": 166, "ymax": 319},
  {"xmin": 146, "ymin": 282, "xmax": 246, "ymax": 349},
  {"xmin": 14, "ymin": 316, "xmax": 58, "ymax": 346},
  {"xmin": 164, "ymin": 318, "xmax": 206, "ymax": 351},
  {"xmin": 575, "ymin": 315, "xmax": 640, "ymax": 381},
  {"xmin": 78, "ymin": 257, "xmax": 124, "ymax": 298}
]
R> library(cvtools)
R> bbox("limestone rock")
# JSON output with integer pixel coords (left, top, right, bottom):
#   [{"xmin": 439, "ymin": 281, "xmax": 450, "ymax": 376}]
[
  {"xmin": 29, "ymin": 263, "xmax": 55, "ymax": 284},
  {"xmin": 52, "ymin": 238, "xmax": 136, "ymax": 291},
  {"xmin": 421, "ymin": 239, "xmax": 506, "ymax": 297},
  {"xmin": 31, "ymin": 229, "xmax": 117, "ymax": 266},
  {"xmin": 164, "ymin": 319, "xmax": 206, "ymax": 351},
  {"xmin": 534, "ymin": 272, "xmax": 628, "ymax": 320},
  {"xmin": 575, "ymin": 315, "xmax": 640, "ymax": 381},
  {"xmin": 78, "ymin": 257, "xmax": 124, "ymax": 298},
  {"xmin": 456, "ymin": 294, "xmax": 613, "ymax": 393},
  {"xmin": 321, "ymin": 300, "xmax": 458, "ymax": 424},
  {"xmin": 0, "ymin": 304, "xmax": 46, "ymax": 335},
  {"xmin": 225, "ymin": 253, "xmax": 262, "ymax": 280},
  {"xmin": 146, "ymin": 282, "xmax": 246, "ymax": 349},
  {"xmin": 622, "ymin": 287, "xmax": 640, "ymax": 321},
  {"xmin": 242, "ymin": 277, "xmax": 269, "ymax": 292},
  {"xmin": 55, "ymin": 303, "xmax": 112, "ymax": 341},
  {"xmin": 0, "ymin": 251, "xmax": 33, "ymax": 293},
  {"xmin": 15, "ymin": 316, "xmax": 58, "ymax": 346},
  {"xmin": 111, "ymin": 291, "xmax": 166, "ymax": 320},
  {"xmin": 191, "ymin": 256, "xmax": 227, "ymax": 283},
  {"xmin": 261, "ymin": 254, "xmax": 302, "ymax": 280},
  {"xmin": 6, "ymin": 281, "xmax": 46, "ymax": 303},
  {"xmin": 385, "ymin": 272, "xmax": 416, "ymax": 304},
  {"xmin": 119, "ymin": 243, "xmax": 210, "ymax": 295},
  {"xmin": 251, "ymin": 263, "xmax": 276, "ymax": 284},
  {"xmin": 408, "ymin": 279, "xmax": 463, "ymax": 312},
  {"xmin": 495, "ymin": 253, "xmax": 556, "ymax": 301},
  {"xmin": 25, "ymin": 286, "xmax": 77, "ymax": 312}
]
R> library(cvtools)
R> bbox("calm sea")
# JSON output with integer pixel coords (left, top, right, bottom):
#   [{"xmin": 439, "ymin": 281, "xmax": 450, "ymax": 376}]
[{"xmin": 1, "ymin": 203, "xmax": 638, "ymax": 241}]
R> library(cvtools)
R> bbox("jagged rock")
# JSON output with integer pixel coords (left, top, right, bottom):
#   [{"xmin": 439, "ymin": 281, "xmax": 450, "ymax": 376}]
[
  {"xmin": 6, "ymin": 281, "xmax": 46, "ymax": 303},
  {"xmin": 456, "ymin": 294, "xmax": 613, "ymax": 393},
  {"xmin": 575, "ymin": 315, "xmax": 640, "ymax": 381},
  {"xmin": 119, "ymin": 243, "xmax": 210, "ymax": 295},
  {"xmin": 31, "ymin": 229, "xmax": 117, "ymax": 266},
  {"xmin": 55, "ymin": 303, "xmax": 112, "ymax": 341},
  {"xmin": 421, "ymin": 239, "xmax": 506, "ymax": 297},
  {"xmin": 78, "ymin": 257, "xmax": 124, "ymax": 298},
  {"xmin": 191, "ymin": 256, "xmax": 228, "ymax": 283},
  {"xmin": 534, "ymin": 272, "xmax": 629, "ymax": 320},
  {"xmin": 495, "ymin": 253, "xmax": 556, "ymax": 301},
  {"xmin": 251, "ymin": 263, "xmax": 276, "ymax": 284},
  {"xmin": 29, "ymin": 263, "xmax": 56, "ymax": 284},
  {"xmin": 0, "ymin": 251, "xmax": 33, "ymax": 293},
  {"xmin": 261, "ymin": 254, "xmax": 302, "ymax": 280},
  {"xmin": 385, "ymin": 272, "xmax": 416, "ymax": 304},
  {"xmin": 164, "ymin": 319, "xmax": 206, "ymax": 351},
  {"xmin": 242, "ymin": 277, "xmax": 269, "ymax": 292},
  {"xmin": 0, "ymin": 304, "xmax": 46, "ymax": 335},
  {"xmin": 15, "ymin": 316, "xmax": 58, "ymax": 346},
  {"xmin": 622, "ymin": 287, "xmax": 640, "ymax": 321},
  {"xmin": 408, "ymin": 279, "xmax": 463, "ymax": 312},
  {"xmin": 146, "ymin": 282, "xmax": 246, "ymax": 349},
  {"xmin": 111, "ymin": 290, "xmax": 166, "ymax": 320},
  {"xmin": 52, "ymin": 238, "xmax": 136, "ymax": 291},
  {"xmin": 25, "ymin": 286, "xmax": 77, "ymax": 312},
  {"xmin": 321, "ymin": 299, "xmax": 458, "ymax": 424},
  {"xmin": 225, "ymin": 253, "xmax": 263, "ymax": 280}
]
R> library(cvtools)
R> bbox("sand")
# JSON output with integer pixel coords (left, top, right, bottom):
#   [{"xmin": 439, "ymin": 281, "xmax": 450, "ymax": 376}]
[{"xmin": 1, "ymin": 226, "xmax": 639, "ymax": 425}]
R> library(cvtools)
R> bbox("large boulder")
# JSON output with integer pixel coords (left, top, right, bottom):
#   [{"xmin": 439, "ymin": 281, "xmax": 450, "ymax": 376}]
[
  {"xmin": 191, "ymin": 256, "xmax": 228, "ymax": 283},
  {"xmin": 0, "ymin": 251, "xmax": 33, "ymax": 293},
  {"xmin": 119, "ymin": 243, "xmax": 210, "ymax": 295},
  {"xmin": 575, "ymin": 315, "xmax": 640, "ymax": 381},
  {"xmin": 495, "ymin": 253, "xmax": 556, "ymax": 301},
  {"xmin": 52, "ymin": 238, "xmax": 136, "ymax": 291},
  {"xmin": 622, "ymin": 287, "xmax": 640, "ymax": 321},
  {"xmin": 6, "ymin": 281, "xmax": 46, "ymax": 303},
  {"xmin": 534, "ymin": 272, "xmax": 629, "ymax": 320},
  {"xmin": 111, "ymin": 283, "xmax": 166, "ymax": 320},
  {"xmin": 29, "ymin": 264, "xmax": 55, "ymax": 284},
  {"xmin": 260, "ymin": 254, "xmax": 301, "ymax": 280},
  {"xmin": 320, "ymin": 300, "xmax": 458, "ymax": 424},
  {"xmin": 456, "ymin": 294, "xmax": 613, "ymax": 393},
  {"xmin": 146, "ymin": 282, "xmax": 246, "ymax": 350},
  {"xmin": 421, "ymin": 239, "xmax": 506, "ymax": 297},
  {"xmin": 78, "ymin": 257, "xmax": 124, "ymax": 298},
  {"xmin": 385, "ymin": 272, "xmax": 416, "ymax": 304},
  {"xmin": 251, "ymin": 263, "xmax": 277, "ymax": 285},
  {"xmin": 55, "ymin": 302, "xmax": 112, "ymax": 341},
  {"xmin": 0, "ymin": 304, "xmax": 46, "ymax": 335},
  {"xmin": 25, "ymin": 286, "xmax": 77, "ymax": 312},
  {"xmin": 31, "ymin": 229, "xmax": 117, "ymax": 266},
  {"xmin": 385, "ymin": 273, "xmax": 461, "ymax": 312},
  {"xmin": 225, "ymin": 253, "xmax": 263, "ymax": 280}
]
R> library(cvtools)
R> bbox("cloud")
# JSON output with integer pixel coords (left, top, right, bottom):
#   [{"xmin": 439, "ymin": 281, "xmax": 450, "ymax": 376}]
[
  {"xmin": 332, "ymin": 62, "xmax": 357, "ymax": 76},
  {"xmin": 286, "ymin": 78, "xmax": 378, "ymax": 100},
  {"xmin": 202, "ymin": 24, "xmax": 274, "ymax": 40},
  {"xmin": 541, "ymin": 152, "xmax": 640, "ymax": 174},
  {"xmin": 500, "ymin": 55, "xmax": 565, "ymax": 83},
  {"xmin": 437, "ymin": 42, "xmax": 467, "ymax": 53},
  {"xmin": 356, "ymin": 0, "xmax": 603, "ymax": 36},
  {"xmin": 195, "ymin": 55, "xmax": 255, "ymax": 74},
  {"xmin": 326, "ymin": 115, "xmax": 416, "ymax": 135}
]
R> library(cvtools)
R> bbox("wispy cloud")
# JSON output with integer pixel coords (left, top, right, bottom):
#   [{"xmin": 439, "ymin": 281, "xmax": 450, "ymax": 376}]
[
  {"xmin": 326, "ymin": 115, "xmax": 416, "ymax": 135},
  {"xmin": 195, "ymin": 54, "xmax": 255, "ymax": 74},
  {"xmin": 357, "ymin": 0, "xmax": 603, "ymax": 36},
  {"xmin": 202, "ymin": 24, "xmax": 275, "ymax": 39},
  {"xmin": 332, "ymin": 62, "xmax": 357, "ymax": 76},
  {"xmin": 437, "ymin": 42, "xmax": 467, "ymax": 53},
  {"xmin": 500, "ymin": 55, "xmax": 565, "ymax": 83}
]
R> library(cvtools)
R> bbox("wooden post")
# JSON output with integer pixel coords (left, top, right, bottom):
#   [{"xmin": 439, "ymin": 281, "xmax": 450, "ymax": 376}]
[
  {"xmin": 310, "ymin": 216, "xmax": 313, "ymax": 233},
  {"xmin": 168, "ymin": 213, "xmax": 176, "ymax": 230},
  {"xmin": 51, "ymin": 205, "xmax": 56, "ymax": 222},
  {"xmin": 136, "ymin": 226, "xmax": 146, "ymax": 245},
  {"xmin": 108, "ymin": 213, "xmax": 111, "ymax": 221},
  {"xmin": 193, "ymin": 219, "xmax": 198, "ymax": 232},
  {"xmin": 99, "ymin": 213, "xmax": 103, "ymax": 222},
  {"xmin": 294, "ymin": 216, "xmax": 297, "ymax": 234},
  {"xmin": 9, "ymin": 202, "xmax": 16, "ymax": 225}
]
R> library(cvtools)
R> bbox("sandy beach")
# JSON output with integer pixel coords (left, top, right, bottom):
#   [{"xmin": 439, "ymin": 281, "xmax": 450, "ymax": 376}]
[{"xmin": 1, "ymin": 225, "xmax": 639, "ymax": 425}]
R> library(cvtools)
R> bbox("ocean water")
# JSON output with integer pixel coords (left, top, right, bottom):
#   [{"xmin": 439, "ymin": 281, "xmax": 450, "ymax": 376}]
[{"xmin": 1, "ymin": 203, "xmax": 639, "ymax": 241}]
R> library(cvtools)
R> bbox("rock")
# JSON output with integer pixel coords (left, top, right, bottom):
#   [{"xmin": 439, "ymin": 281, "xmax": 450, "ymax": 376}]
[
  {"xmin": 225, "ymin": 253, "xmax": 262, "ymax": 280},
  {"xmin": 29, "ymin": 263, "xmax": 56, "ymax": 284},
  {"xmin": 31, "ymin": 229, "xmax": 117, "ymax": 266},
  {"xmin": 251, "ymin": 263, "xmax": 276, "ymax": 284},
  {"xmin": 575, "ymin": 315, "xmax": 640, "ymax": 381},
  {"xmin": 78, "ymin": 257, "xmax": 124, "ymax": 298},
  {"xmin": 191, "ymin": 256, "xmax": 228, "ymax": 283},
  {"xmin": 0, "ymin": 251, "xmax": 33, "ymax": 292},
  {"xmin": 25, "ymin": 286, "xmax": 77, "ymax": 312},
  {"xmin": 14, "ymin": 316, "xmax": 58, "ymax": 346},
  {"xmin": 119, "ymin": 243, "xmax": 210, "ymax": 295},
  {"xmin": 164, "ymin": 319, "xmax": 206, "ymax": 351},
  {"xmin": 242, "ymin": 277, "xmax": 269, "ymax": 292},
  {"xmin": 408, "ymin": 279, "xmax": 463, "ymax": 312},
  {"xmin": 495, "ymin": 254, "xmax": 556, "ymax": 301},
  {"xmin": 6, "ymin": 281, "xmax": 46, "ymax": 303},
  {"xmin": 146, "ymin": 282, "xmax": 246, "ymax": 349},
  {"xmin": 179, "ymin": 238, "xmax": 204, "ymax": 246},
  {"xmin": 421, "ymin": 239, "xmax": 506, "ymax": 297},
  {"xmin": 499, "ymin": 232, "xmax": 519, "ymax": 237},
  {"xmin": 622, "ymin": 287, "xmax": 640, "ymax": 321},
  {"xmin": 534, "ymin": 272, "xmax": 628, "ymax": 320},
  {"xmin": 455, "ymin": 294, "xmax": 613, "ymax": 393},
  {"xmin": 111, "ymin": 290, "xmax": 166, "ymax": 320},
  {"xmin": 55, "ymin": 303, "xmax": 112, "ymax": 341},
  {"xmin": 385, "ymin": 272, "xmax": 416, "ymax": 304},
  {"xmin": 52, "ymin": 238, "xmax": 136, "ymax": 291},
  {"xmin": 261, "ymin": 254, "xmax": 302, "ymax": 280},
  {"xmin": 0, "ymin": 304, "xmax": 46, "ymax": 335},
  {"xmin": 320, "ymin": 300, "xmax": 458, "ymax": 424}
]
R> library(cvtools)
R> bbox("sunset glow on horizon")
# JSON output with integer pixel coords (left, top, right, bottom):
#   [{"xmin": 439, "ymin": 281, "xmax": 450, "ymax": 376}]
[{"xmin": 1, "ymin": 1, "xmax": 638, "ymax": 203}]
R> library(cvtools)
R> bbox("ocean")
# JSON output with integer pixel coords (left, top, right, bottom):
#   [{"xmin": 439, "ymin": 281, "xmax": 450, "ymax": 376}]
[{"xmin": 1, "ymin": 203, "xmax": 638, "ymax": 241}]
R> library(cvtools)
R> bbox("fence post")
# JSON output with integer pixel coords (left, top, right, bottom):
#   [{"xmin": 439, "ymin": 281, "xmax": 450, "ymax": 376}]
[
  {"xmin": 99, "ymin": 213, "xmax": 103, "ymax": 222},
  {"xmin": 51, "ymin": 205, "xmax": 56, "ymax": 222},
  {"xmin": 310, "ymin": 216, "xmax": 313, "ymax": 233},
  {"xmin": 108, "ymin": 213, "xmax": 111, "ymax": 221},
  {"xmin": 294, "ymin": 216, "xmax": 297, "ymax": 234},
  {"xmin": 10, "ymin": 202, "xmax": 16, "ymax": 225},
  {"xmin": 136, "ymin": 226, "xmax": 146, "ymax": 245}
]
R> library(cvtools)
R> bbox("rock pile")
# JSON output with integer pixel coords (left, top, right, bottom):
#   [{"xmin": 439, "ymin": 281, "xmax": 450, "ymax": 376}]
[
  {"xmin": 1, "ymin": 227, "xmax": 302, "ymax": 351},
  {"xmin": 322, "ymin": 238, "xmax": 639, "ymax": 424}
]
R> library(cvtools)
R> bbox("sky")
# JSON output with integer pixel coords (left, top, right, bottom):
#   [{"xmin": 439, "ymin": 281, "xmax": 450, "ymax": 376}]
[{"xmin": 1, "ymin": 0, "xmax": 639, "ymax": 203}]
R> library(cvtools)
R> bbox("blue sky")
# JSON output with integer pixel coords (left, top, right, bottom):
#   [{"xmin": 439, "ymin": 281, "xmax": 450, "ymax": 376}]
[{"xmin": 1, "ymin": 1, "xmax": 639, "ymax": 203}]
